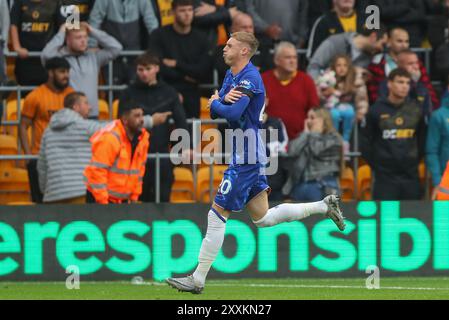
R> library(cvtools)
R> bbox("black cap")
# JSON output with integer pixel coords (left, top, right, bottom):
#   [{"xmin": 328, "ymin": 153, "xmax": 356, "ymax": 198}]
[{"xmin": 45, "ymin": 57, "xmax": 71, "ymax": 71}]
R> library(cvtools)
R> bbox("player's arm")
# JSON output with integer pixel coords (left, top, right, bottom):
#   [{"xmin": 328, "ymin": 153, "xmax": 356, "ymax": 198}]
[{"xmin": 210, "ymin": 93, "xmax": 251, "ymax": 122}]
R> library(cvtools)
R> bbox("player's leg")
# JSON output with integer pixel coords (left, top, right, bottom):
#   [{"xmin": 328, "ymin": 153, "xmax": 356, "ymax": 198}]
[
  {"xmin": 166, "ymin": 203, "xmax": 230, "ymax": 294},
  {"xmin": 191, "ymin": 203, "xmax": 231, "ymax": 287},
  {"xmin": 247, "ymin": 190, "xmax": 346, "ymax": 231}
]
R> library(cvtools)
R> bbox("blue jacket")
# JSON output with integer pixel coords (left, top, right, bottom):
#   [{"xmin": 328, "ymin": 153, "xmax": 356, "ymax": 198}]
[{"xmin": 426, "ymin": 91, "xmax": 449, "ymax": 186}]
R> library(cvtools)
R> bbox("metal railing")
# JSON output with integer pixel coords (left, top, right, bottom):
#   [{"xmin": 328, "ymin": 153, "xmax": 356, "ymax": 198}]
[{"xmin": 0, "ymin": 47, "xmax": 435, "ymax": 203}]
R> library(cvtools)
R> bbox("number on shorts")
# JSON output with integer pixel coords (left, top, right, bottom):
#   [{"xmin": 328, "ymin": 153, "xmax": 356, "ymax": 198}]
[{"xmin": 219, "ymin": 179, "xmax": 232, "ymax": 195}]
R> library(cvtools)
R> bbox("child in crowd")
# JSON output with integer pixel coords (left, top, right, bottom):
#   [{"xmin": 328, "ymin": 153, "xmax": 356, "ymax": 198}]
[{"xmin": 317, "ymin": 54, "xmax": 368, "ymax": 157}]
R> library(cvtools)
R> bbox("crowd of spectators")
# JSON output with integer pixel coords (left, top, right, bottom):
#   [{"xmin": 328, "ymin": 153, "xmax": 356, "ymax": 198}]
[{"xmin": 1, "ymin": 0, "xmax": 449, "ymax": 203}]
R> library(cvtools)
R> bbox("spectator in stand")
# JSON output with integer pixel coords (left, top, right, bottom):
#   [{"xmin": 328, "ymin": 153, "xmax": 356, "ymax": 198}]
[
  {"xmin": 261, "ymin": 108, "xmax": 289, "ymax": 202},
  {"xmin": 307, "ymin": 0, "xmax": 332, "ymax": 36},
  {"xmin": 307, "ymin": 0, "xmax": 369, "ymax": 59},
  {"xmin": 41, "ymin": 22, "xmax": 123, "ymax": 119},
  {"xmin": 262, "ymin": 42, "xmax": 320, "ymax": 140},
  {"xmin": 245, "ymin": 0, "xmax": 309, "ymax": 72},
  {"xmin": 89, "ymin": 0, "xmax": 159, "ymax": 85},
  {"xmin": 0, "ymin": 0, "xmax": 9, "ymax": 86},
  {"xmin": 307, "ymin": 25, "xmax": 388, "ymax": 81},
  {"xmin": 361, "ymin": 68, "xmax": 426, "ymax": 201},
  {"xmin": 371, "ymin": 0, "xmax": 427, "ymax": 48},
  {"xmin": 119, "ymin": 52, "xmax": 187, "ymax": 203},
  {"xmin": 367, "ymin": 28, "xmax": 438, "ymax": 108},
  {"xmin": 151, "ymin": 0, "xmax": 175, "ymax": 26},
  {"xmin": 426, "ymin": 86, "xmax": 449, "ymax": 200},
  {"xmin": 436, "ymin": 160, "xmax": 449, "ymax": 200},
  {"xmin": 245, "ymin": 0, "xmax": 309, "ymax": 48},
  {"xmin": 192, "ymin": 0, "xmax": 241, "ymax": 48},
  {"xmin": 19, "ymin": 57, "xmax": 74, "ymax": 204},
  {"xmin": 10, "ymin": 0, "xmax": 60, "ymax": 86},
  {"xmin": 214, "ymin": 12, "xmax": 259, "ymax": 84},
  {"xmin": 149, "ymin": 0, "xmax": 212, "ymax": 119},
  {"xmin": 377, "ymin": 50, "xmax": 438, "ymax": 119},
  {"xmin": 37, "ymin": 91, "xmax": 168, "ymax": 204},
  {"xmin": 60, "ymin": 0, "xmax": 95, "ymax": 23},
  {"xmin": 84, "ymin": 100, "xmax": 150, "ymax": 204},
  {"xmin": 283, "ymin": 107, "xmax": 343, "ymax": 202},
  {"xmin": 316, "ymin": 54, "xmax": 368, "ymax": 156}
]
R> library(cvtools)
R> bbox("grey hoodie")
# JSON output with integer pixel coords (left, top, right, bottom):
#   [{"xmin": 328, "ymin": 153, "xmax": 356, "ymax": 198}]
[
  {"xmin": 41, "ymin": 27, "xmax": 123, "ymax": 117},
  {"xmin": 38, "ymin": 108, "xmax": 153, "ymax": 202}
]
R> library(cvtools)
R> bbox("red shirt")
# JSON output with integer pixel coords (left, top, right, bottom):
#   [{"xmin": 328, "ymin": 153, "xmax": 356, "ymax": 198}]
[{"xmin": 262, "ymin": 70, "xmax": 319, "ymax": 140}]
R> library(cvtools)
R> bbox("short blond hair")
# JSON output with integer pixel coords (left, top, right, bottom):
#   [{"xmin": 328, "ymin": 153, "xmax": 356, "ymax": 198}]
[{"xmin": 231, "ymin": 32, "xmax": 259, "ymax": 57}]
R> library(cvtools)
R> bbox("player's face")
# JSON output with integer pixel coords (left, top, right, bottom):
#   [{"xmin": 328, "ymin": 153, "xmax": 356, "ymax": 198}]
[
  {"xmin": 67, "ymin": 30, "xmax": 89, "ymax": 53},
  {"xmin": 74, "ymin": 96, "xmax": 91, "ymax": 119},
  {"xmin": 137, "ymin": 64, "xmax": 159, "ymax": 85},
  {"xmin": 388, "ymin": 30, "xmax": 410, "ymax": 55},
  {"xmin": 52, "ymin": 68, "xmax": 70, "ymax": 90},
  {"xmin": 334, "ymin": 58, "xmax": 349, "ymax": 78},
  {"xmin": 388, "ymin": 76, "xmax": 411, "ymax": 100},
  {"xmin": 275, "ymin": 47, "xmax": 298, "ymax": 74},
  {"xmin": 174, "ymin": 5, "xmax": 194, "ymax": 27},
  {"xmin": 223, "ymin": 38, "xmax": 245, "ymax": 66},
  {"xmin": 123, "ymin": 108, "xmax": 145, "ymax": 134}
]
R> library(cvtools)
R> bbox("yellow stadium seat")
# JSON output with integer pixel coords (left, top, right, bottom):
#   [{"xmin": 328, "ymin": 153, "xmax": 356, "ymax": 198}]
[
  {"xmin": 196, "ymin": 165, "xmax": 227, "ymax": 203},
  {"xmin": 0, "ymin": 134, "xmax": 18, "ymax": 168},
  {"xmin": 170, "ymin": 167, "xmax": 195, "ymax": 203},
  {"xmin": 0, "ymin": 168, "xmax": 30, "ymax": 204},
  {"xmin": 200, "ymin": 97, "xmax": 217, "ymax": 133},
  {"xmin": 112, "ymin": 100, "xmax": 119, "ymax": 119},
  {"xmin": 98, "ymin": 100, "xmax": 110, "ymax": 120},
  {"xmin": 357, "ymin": 165, "xmax": 372, "ymax": 200},
  {"xmin": 340, "ymin": 167, "xmax": 355, "ymax": 202}
]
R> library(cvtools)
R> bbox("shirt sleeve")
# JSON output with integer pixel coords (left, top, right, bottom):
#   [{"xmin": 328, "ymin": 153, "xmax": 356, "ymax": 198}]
[{"xmin": 21, "ymin": 92, "xmax": 38, "ymax": 120}]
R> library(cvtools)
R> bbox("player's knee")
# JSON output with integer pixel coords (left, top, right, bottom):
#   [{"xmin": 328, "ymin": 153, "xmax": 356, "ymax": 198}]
[{"xmin": 252, "ymin": 210, "xmax": 273, "ymax": 228}]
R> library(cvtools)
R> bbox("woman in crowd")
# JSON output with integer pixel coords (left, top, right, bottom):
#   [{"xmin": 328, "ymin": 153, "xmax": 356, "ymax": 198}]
[{"xmin": 283, "ymin": 107, "xmax": 344, "ymax": 202}]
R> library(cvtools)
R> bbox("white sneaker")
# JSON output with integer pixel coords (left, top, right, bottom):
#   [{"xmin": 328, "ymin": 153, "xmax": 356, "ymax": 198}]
[
  {"xmin": 324, "ymin": 195, "xmax": 346, "ymax": 231},
  {"xmin": 166, "ymin": 275, "xmax": 204, "ymax": 294}
]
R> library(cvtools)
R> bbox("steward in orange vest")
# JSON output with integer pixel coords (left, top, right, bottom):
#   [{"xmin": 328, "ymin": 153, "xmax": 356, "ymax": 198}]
[
  {"xmin": 436, "ymin": 161, "xmax": 449, "ymax": 201},
  {"xmin": 84, "ymin": 101, "xmax": 150, "ymax": 204}
]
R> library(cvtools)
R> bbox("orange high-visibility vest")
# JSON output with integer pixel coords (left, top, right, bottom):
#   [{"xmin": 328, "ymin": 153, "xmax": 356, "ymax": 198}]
[
  {"xmin": 436, "ymin": 161, "xmax": 449, "ymax": 201},
  {"xmin": 84, "ymin": 120, "xmax": 150, "ymax": 204}
]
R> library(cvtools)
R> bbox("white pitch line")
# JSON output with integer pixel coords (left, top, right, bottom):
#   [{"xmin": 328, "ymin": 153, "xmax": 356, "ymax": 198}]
[{"xmin": 142, "ymin": 282, "xmax": 449, "ymax": 291}]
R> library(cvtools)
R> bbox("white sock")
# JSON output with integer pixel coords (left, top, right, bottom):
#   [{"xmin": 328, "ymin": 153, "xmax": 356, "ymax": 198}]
[
  {"xmin": 253, "ymin": 201, "xmax": 328, "ymax": 228},
  {"xmin": 192, "ymin": 208, "xmax": 227, "ymax": 286}
]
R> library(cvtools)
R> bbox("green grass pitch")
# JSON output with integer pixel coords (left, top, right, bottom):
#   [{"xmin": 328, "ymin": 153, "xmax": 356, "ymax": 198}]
[{"xmin": 1, "ymin": 277, "xmax": 449, "ymax": 300}]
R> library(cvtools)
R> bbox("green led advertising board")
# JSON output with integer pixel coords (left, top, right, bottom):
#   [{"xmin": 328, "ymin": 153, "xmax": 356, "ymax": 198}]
[{"xmin": 0, "ymin": 201, "xmax": 448, "ymax": 281}]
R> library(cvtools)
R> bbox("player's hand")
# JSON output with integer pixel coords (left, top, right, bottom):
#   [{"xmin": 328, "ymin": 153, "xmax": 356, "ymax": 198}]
[
  {"xmin": 224, "ymin": 89, "xmax": 243, "ymax": 104},
  {"xmin": 207, "ymin": 90, "xmax": 220, "ymax": 109},
  {"xmin": 303, "ymin": 119, "xmax": 311, "ymax": 133},
  {"xmin": 152, "ymin": 111, "xmax": 172, "ymax": 126}
]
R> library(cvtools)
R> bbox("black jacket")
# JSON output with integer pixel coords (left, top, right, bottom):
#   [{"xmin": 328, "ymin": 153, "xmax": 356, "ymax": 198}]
[
  {"xmin": 360, "ymin": 96, "xmax": 427, "ymax": 180},
  {"xmin": 372, "ymin": 0, "xmax": 427, "ymax": 47},
  {"xmin": 119, "ymin": 80, "xmax": 188, "ymax": 153},
  {"xmin": 307, "ymin": 6, "xmax": 368, "ymax": 58}
]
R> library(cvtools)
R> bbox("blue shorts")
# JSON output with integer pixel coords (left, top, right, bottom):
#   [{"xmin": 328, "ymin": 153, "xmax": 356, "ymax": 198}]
[{"xmin": 214, "ymin": 164, "xmax": 270, "ymax": 212}]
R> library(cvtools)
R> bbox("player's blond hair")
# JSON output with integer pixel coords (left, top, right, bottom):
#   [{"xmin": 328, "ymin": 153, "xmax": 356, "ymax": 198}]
[{"xmin": 231, "ymin": 32, "xmax": 259, "ymax": 57}]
